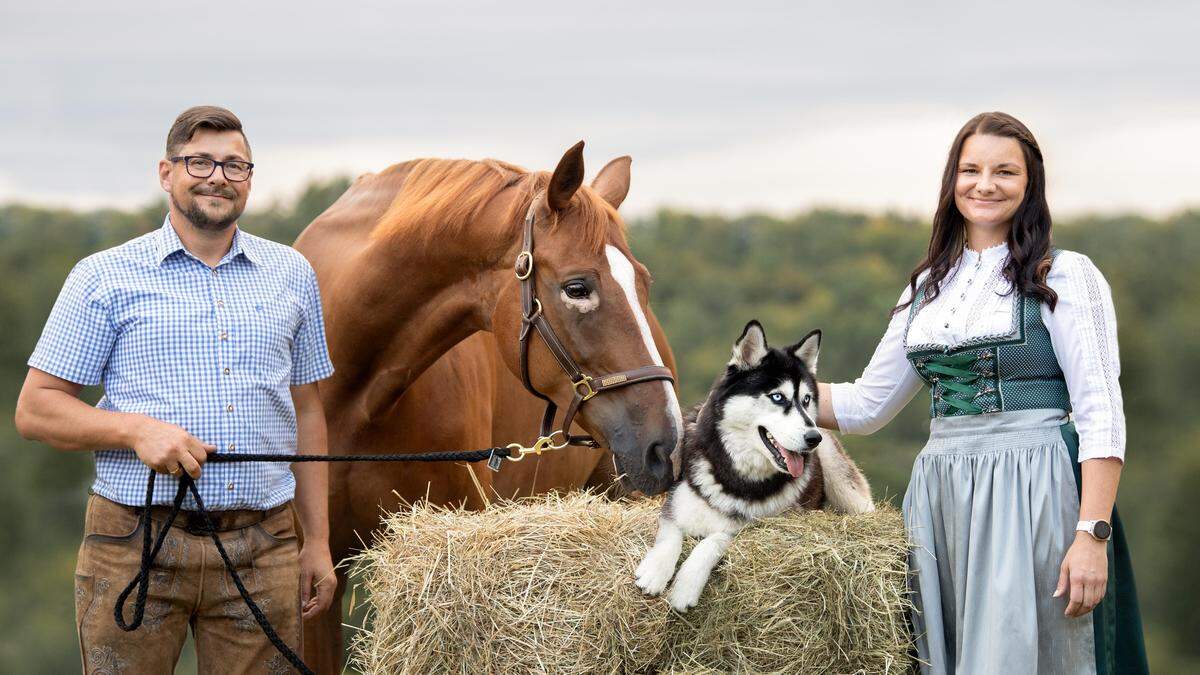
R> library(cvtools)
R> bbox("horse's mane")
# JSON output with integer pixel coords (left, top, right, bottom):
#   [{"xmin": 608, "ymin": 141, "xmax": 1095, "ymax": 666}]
[{"xmin": 368, "ymin": 158, "xmax": 624, "ymax": 254}]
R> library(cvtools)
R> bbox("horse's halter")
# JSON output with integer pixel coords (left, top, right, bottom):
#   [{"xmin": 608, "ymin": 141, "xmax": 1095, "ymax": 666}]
[{"xmin": 510, "ymin": 195, "xmax": 676, "ymax": 459}]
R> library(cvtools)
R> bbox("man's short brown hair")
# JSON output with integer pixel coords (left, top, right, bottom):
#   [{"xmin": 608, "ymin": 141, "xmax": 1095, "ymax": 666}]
[{"xmin": 165, "ymin": 105, "xmax": 251, "ymax": 158}]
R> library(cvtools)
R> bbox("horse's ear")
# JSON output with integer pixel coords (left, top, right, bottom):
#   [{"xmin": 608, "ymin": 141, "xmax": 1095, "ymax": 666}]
[
  {"xmin": 592, "ymin": 155, "xmax": 632, "ymax": 209},
  {"xmin": 548, "ymin": 140, "xmax": 586, "ymax": 212}
]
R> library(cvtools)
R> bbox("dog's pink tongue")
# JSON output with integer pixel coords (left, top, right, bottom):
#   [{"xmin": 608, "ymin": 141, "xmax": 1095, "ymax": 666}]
[{"xmin": 784, "ymin": 451, "xmax": 805, "ymax": 478}]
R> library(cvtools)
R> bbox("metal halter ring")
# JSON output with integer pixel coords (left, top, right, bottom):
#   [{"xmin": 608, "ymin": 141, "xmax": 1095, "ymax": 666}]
[
  {"xmin": 573, "ymin": 374, "xmax": 597, "ymax": 402},
  {"xmin": 525, "ymin": 298, "xmax": 543, "ymax": 323},
  {"xmin": 514, "ymin": 251, "xmax": 533, "ymax": 280}
]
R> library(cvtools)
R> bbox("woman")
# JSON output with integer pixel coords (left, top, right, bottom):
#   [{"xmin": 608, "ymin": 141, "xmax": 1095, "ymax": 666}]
[{"xmin": 816, "ymin": 112, "xmax": 1148, "ymax": 674}]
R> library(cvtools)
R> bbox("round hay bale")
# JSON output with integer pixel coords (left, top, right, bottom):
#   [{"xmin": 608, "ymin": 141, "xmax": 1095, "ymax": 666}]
[{"xmin": 349, "ymin": 491, "xmax": 915, "ymax": 674}]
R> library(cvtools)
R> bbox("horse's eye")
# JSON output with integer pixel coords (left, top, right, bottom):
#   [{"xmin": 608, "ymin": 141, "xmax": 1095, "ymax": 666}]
[
  {"xmin": 769, "ymin": 392, "xmax": 786, "ymax": 403},
  {"xmin": 802, "ymin": 394, "xmax": 813, "ymax": 406},
  {"xmin": 563, "ymin": 281, "xmax": 591, "ymax": 299}
]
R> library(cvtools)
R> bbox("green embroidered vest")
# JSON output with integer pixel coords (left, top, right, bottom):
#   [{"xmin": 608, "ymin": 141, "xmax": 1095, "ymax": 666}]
[{"xmin": 904, "ymin": 275, "xmax": 1071, "ymax": 419}]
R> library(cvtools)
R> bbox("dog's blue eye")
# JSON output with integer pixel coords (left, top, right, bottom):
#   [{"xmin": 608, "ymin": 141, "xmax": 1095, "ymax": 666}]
[
  {"xmin": 802, "ymin": 393, "xmax": 813, "ymax": 406},
  {"xmin": 769, "ymin": 393, "xmax": 785, "ymax": 403}
]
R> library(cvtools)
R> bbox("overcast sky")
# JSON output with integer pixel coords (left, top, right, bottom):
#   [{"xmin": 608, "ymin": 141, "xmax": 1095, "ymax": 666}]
[{"xmin": 2, "ymin": 1, "xmax": 1197, "ymax": 218}]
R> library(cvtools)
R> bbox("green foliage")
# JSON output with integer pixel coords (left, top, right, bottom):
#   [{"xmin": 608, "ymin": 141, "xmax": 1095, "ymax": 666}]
[{"xmin": 0, "ymin": 183, "xmax": 1195, "ymax": 670}]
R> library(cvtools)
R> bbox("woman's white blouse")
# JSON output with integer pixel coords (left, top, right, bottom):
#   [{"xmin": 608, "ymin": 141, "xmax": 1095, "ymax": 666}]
[{"xmin": 829, "ymin": 243, "xmax": 1126, "ymax": 462}]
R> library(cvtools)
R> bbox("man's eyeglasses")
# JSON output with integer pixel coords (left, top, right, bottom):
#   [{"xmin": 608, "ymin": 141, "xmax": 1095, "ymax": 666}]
[{"xmin": 170, "ymin": 156, "xmax": 254, "ymax": 182}]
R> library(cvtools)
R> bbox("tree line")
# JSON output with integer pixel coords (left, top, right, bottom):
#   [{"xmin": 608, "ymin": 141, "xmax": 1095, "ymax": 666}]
[{"xmin": 0, "ymin": 180, "xmax": 1195, "ymax": 671}]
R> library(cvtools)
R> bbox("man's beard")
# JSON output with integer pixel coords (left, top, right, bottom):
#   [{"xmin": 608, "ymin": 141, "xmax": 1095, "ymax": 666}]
[{"xmin": 172, "ymin": 186, "xmax": 244, "ymax": 231}]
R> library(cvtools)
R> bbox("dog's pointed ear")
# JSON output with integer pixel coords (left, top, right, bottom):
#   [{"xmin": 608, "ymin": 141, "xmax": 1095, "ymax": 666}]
[
  {"xmin": 787, "ymin": 329, "xmax": 821, "ymax": 373},
  {"xmin": 730, "ymin": 320, "xmax": 769, "ymax": 370}
]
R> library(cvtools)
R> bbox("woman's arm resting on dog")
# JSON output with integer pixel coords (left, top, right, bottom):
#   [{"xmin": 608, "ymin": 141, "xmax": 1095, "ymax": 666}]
[
  {"xmin": 15, "ymin": 367, "xmax": 216, "ymax": 477},
  {"xmin": 817, "ymin": 286, "xmax": 922, "ymax": 434}
]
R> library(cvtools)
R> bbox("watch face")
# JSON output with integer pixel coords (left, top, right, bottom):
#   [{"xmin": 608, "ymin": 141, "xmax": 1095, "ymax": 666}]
[{"xmin": 1094, "ymin": 521, "xmax": 1112, "ymax": 540}]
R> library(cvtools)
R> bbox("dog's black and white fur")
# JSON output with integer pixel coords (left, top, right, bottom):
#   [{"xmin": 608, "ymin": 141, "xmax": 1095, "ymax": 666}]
[{"xmin": 635, "ymin": 320, "xmax": 875, "ymax": 612}]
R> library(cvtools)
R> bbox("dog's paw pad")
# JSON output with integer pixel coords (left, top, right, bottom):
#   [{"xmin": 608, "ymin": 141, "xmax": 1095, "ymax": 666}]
[
  {"xmin": 634, "ymin": 559, "xmax": 673, "ymax": 596},
  {"xmin": 667, "ymin": 586, "xmax": 701, "ymax": 612}
]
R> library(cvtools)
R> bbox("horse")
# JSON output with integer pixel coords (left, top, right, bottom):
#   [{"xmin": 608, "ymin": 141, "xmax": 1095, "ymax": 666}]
[{"xmin": 291, "ymin": 144, "xmax": 684, "ymax": 672}]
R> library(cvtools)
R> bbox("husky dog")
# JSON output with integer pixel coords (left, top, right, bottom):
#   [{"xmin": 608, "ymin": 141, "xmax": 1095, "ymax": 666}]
[{"xmin": 634, "ymin": 320, "xmax": 875, "ymax": 612}]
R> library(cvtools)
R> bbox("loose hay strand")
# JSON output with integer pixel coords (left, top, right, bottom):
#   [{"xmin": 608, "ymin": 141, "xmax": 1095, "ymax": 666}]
[{"xmin": 349, "ymin": 492, "xmax": 914, "ymax": 674}]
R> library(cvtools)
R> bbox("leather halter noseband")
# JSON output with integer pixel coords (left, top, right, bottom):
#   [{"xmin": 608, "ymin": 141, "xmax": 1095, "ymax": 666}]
[{"xmin": 513, "ymin": 196, "xmax": 676, "ymax": 456}]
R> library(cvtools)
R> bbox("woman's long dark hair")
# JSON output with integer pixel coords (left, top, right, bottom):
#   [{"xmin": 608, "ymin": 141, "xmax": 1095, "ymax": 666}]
[{"xmin": 893, "ymin": 111, "xmax": 1058, "ymax": 316}]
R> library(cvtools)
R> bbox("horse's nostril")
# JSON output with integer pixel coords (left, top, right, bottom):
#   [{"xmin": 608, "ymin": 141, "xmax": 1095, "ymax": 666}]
[
  {"xmin": 804, "ymin": 430, "xmax": 823, "ymax": 448},
  {"xmin": 645, "ymin": 441, "xmax": 671, "ymax": 479}
]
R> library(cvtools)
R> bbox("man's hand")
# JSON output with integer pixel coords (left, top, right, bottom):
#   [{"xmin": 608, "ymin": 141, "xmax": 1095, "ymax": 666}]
[
  {"xmin": 129, "ymin": 414, "xmax": 217, "ymax": 478},
  {"xmin": 299, "ymin": 543, "xmax": 337, "ymax": 619},
  {"xmin": 1054, "ymin": 532, "xmax": 1108, "ymax": 618}
]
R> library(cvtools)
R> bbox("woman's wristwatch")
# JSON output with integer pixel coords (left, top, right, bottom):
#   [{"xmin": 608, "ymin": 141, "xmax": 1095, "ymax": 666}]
[{"xmin": 1076, "ymin": 519, "xmax": 1112, "ymax": 541}]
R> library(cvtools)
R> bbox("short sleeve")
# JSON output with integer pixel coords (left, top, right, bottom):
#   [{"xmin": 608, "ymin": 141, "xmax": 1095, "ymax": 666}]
[
  {"xmin": 1042, "ymin": 252, "xmax": 1126, "ymax": 462},
  {"xmin": 829, "ymin": 283, "xmax": 925, "ymax": 435},
  {"xmin": 290, "ymin": 261, "xmax": 335, "ymax": 385},
  {"xmin": 27, "ymin": 257, "xmax": 116, "ymax": 386}
]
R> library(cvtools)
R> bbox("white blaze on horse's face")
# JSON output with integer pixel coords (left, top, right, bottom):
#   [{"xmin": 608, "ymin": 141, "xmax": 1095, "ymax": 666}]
[{"xmin": 604, "ymin": 245, "xmax": 684, "ymax": 463}]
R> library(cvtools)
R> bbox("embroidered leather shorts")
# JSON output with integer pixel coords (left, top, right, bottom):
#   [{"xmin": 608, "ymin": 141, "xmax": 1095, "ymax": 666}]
[{"xmin": 74, "ymin": 494, "xmax": 301, "ymax": 674}]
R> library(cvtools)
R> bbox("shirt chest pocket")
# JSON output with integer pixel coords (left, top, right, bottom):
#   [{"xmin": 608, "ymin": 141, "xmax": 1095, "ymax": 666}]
[{"xmin": 242, "ymin": 295, "xmax": 302, "ymax": 380}]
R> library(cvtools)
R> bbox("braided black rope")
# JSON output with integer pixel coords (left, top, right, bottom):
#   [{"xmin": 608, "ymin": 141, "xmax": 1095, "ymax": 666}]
[{"xmin": 114, "ymin": 446, "xmax": 511, "ymax": 675}]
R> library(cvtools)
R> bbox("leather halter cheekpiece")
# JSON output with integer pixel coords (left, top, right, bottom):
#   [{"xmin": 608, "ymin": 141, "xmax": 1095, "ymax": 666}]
[{"xmin": 515, "ymin": 196, "xmax": 675, "ymax": 450}]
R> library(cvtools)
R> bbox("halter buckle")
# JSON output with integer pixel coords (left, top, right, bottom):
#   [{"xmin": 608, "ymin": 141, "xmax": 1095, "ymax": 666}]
[
  {"xmin": 514, "ymin": 251, "xmax": 533, "ymax": 280},
  {"xmin": 573, "ymin": 374, "xmax": 597, "ymax": 401}
]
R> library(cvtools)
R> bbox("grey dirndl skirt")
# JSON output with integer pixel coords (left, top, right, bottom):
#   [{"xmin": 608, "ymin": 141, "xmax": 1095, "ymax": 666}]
[{"xmin": 903, "ymin": 408, "xmax": 1096, "ymax": 675}]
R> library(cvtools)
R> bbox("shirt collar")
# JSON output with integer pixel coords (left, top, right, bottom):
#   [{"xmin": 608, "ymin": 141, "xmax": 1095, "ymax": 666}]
[
  {"xmin": 154, "ymin": 215, "xmax": 263, "ymax": 267},
  {"xmin": 961, "ymin": 240, "xmax": 1009, "ymax": 266}
]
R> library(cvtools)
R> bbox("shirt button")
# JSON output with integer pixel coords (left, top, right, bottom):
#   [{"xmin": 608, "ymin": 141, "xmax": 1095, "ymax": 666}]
[
  {"xmin": 226, "ymin": 404, "xmax": 234, "ymax": 412},
  {"xmin": 944, "ymin": 323, "xmax": 950, "ymax": 328},
  {"xmin": 226, "ymin": 482, "xmax": 235, "ymax": 491},
  {"xmin": 227, "ymin": 443, "xmax": 235, "ymax": 451},
  {"xmin": 219, "ymin": 331, "xmax": 228, "ymax": 341},
  {"xmin": 223, "ymin": 367, "xmax": 231, "ymax": 375},
  {"xmin": 211, "ymin": 269, "xmax": 218, "ymax": 277},
  {"xmin": 216, "ymin": 299, "xmax": 224, "ymax": 308}
]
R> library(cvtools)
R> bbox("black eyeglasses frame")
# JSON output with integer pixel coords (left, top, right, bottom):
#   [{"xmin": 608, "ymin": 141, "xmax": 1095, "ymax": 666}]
[{"xmin": 170, "ymin": 155, "xmax": 255, "ymax": 182}]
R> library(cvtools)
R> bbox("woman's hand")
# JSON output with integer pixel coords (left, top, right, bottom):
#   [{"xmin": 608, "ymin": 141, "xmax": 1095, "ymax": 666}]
[{"xmin": 1054, "ymin": 532, "xmax": 1108, "ymax": 618}]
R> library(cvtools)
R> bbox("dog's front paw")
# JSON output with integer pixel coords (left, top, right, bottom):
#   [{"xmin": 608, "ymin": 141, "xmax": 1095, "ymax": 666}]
[
  {"xmin": 634, "ymin": 555, "xmax": 675, "ymax": 596},
  {"xmin": 667, "ymin": 572, "xmax": 705, "ymax": 612}
]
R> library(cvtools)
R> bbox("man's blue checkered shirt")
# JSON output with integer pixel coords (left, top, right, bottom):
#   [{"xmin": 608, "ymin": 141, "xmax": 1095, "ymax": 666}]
[{"xmin": 28, "ymin": 217, "xmax": 335, "ymax": 510}]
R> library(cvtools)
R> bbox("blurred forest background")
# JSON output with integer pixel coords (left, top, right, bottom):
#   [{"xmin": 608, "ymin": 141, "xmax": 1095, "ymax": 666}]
[{"xmin": 1, "ymin": 179, "xmax": 1196, "ymax": 672}]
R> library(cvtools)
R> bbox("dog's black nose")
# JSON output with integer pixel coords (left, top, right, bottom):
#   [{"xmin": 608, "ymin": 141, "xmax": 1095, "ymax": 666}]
[{"xmin": 803, "ymin": 430, "xmax": 822, "ymax": 449}]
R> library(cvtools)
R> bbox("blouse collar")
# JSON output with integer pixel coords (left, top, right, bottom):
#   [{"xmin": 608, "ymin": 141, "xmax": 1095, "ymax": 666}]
[{"xmin": 961, "ymin": 240, "xmax": 1009, "ymax": 266}]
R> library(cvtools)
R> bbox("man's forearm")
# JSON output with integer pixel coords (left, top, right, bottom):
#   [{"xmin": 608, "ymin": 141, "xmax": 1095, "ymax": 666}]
[
  {"xmin": 16, "ymin": 386, "xmax": 140, "ymax": 452},
  {"xmin": 292, "ymin": 401, "xmax": 330, "ymax": 545}
]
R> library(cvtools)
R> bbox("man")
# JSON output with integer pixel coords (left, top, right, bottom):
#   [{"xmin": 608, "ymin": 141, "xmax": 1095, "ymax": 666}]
[{"xmin": 15, "ymin": 105, "xmax": 336, "ymax": 673}]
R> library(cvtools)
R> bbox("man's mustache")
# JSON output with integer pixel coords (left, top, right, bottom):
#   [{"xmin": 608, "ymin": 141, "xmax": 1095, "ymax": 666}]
[{"xmin": 191, "ymin": 186, "xmax": 237, "ymax": 199}]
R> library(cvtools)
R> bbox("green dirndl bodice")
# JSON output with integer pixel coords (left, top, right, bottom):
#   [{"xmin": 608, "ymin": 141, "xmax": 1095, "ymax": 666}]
[{"xmin": 901, "ymin": 277, "xmax": 1148, "ymax": 675}]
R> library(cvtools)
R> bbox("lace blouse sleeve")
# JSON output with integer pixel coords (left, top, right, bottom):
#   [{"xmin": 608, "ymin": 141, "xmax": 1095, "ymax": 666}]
[
  {"xmin": 1042, "ymin": 251, "xmax": 1126, "ymax": 462},
  {"xmin": 829, "ymin": 283, "xmax": 925, "ymax": 435}
]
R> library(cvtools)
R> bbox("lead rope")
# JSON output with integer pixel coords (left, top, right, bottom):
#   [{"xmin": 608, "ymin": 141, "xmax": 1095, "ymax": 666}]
[{"xmin": 114, "ymin": 447, "xmax": 513, "ymax": 675}]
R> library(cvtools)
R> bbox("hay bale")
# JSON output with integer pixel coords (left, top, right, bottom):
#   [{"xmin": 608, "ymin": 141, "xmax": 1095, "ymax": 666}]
[{"xmin": 349, "ymin": 491, "xmax": 914, "ymax": 674}]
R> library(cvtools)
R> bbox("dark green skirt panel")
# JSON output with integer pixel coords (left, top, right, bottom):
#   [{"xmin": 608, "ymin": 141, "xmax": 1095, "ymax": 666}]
[{"xmin": 1060, "ymin": 422, "xmax": 1150, "ymax": 675}]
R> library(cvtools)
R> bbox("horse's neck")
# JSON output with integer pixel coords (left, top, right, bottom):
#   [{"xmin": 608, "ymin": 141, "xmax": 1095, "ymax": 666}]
[{"xmin": 319, "ymin": 228, "xmax": 509, "ymax": 423}]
